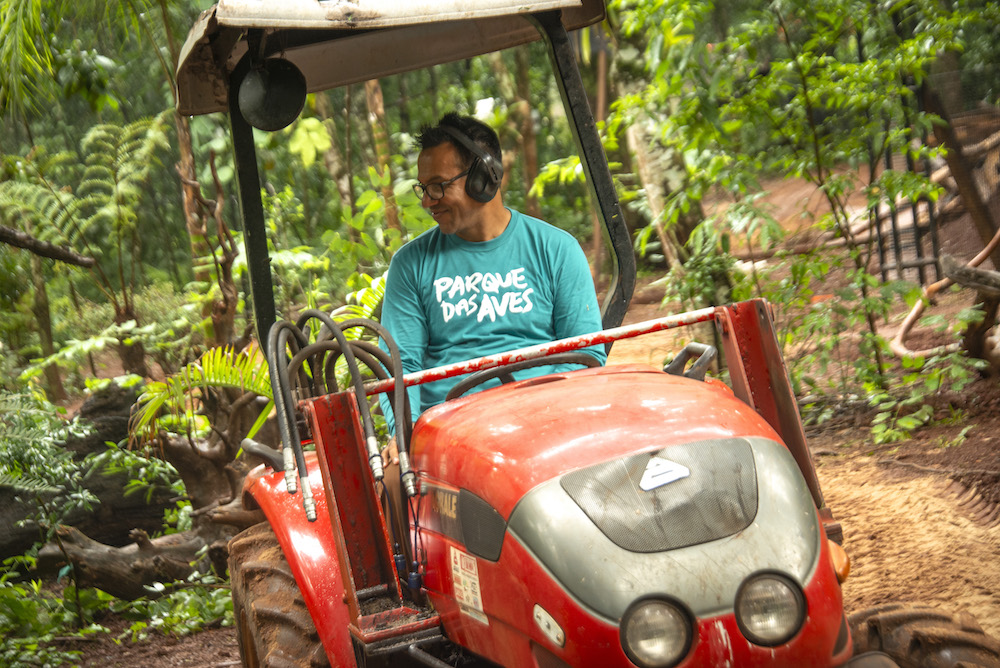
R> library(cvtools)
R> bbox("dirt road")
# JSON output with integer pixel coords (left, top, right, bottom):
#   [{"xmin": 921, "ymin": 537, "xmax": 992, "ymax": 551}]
[{"xmin": 817, "ymin": 449, "xmax": 1000, "ymax": 636}]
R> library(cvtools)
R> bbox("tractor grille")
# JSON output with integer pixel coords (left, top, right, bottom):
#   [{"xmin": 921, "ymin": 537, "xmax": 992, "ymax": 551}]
[{"xmin": 560, "ymin": 439, "xmax": 758, "ymax": 553}]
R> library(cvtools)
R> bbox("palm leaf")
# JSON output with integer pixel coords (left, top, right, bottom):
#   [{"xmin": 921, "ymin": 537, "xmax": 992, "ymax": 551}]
[{"xmin": 131, "ymin": 343, "xmax": 273, "ymax": 445}]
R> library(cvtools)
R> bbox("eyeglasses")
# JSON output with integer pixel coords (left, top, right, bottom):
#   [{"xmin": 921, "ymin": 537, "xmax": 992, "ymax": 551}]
[{"xmin": 412, "ymin": 169, "xmax": 469, "ymax": 200}]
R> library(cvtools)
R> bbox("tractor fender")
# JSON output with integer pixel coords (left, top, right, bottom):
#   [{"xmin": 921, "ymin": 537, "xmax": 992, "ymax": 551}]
[{"xmin": 241, "ymin": 454, "xmax": 355, "ymax": 666}]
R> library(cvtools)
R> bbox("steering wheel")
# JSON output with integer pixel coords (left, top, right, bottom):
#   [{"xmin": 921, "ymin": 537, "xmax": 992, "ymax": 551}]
[{"xmin": 445, "ymin": 352, "xmax": 602, "ymax": 401}]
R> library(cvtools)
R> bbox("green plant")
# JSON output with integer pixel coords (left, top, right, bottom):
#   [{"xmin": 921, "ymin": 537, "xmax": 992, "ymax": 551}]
[
  {"xmin": 318, "ymin": 176, "xmax": 431, "ymax": 302},
  {"xmin": 608, "ymin": 0, "xmax": 971, "ymax": 402},
  {"xmin": 0, "ymin": 566, "xmax": 108, "ymax": 668},
  {"xmin": 1, "ymin": 116, "xmax": 171, "ymax": 379},
  {"xmin": 0, "ymin": 391, "xmax": 104, "ymax": 629},
  {"xmin": 84, "ymin": 438, "xmax": 184, "ymax": 505},
  {"xmin": 867, "ymin": 339, "xmax": 986, "ymax": 445},
  {"xmin": 115, "ymin": 571, "xmax": 233, "ymax": 641},
  {"xmin": 935, "ymin": 424, "xmax": 975, "ymax": 449},
  {"xmin": 131, "ymin": 344, "xmax": 274, "ymax": 446}
]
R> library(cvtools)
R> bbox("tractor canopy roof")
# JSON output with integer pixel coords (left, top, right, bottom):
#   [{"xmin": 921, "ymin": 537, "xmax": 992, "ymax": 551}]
[{"xmin": 176, "ymin": 0, "xmax": 605, "ymax": 116}]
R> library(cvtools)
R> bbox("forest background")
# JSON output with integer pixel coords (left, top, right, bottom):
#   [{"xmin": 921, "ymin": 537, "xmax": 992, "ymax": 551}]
[{"xmin": 2, "ymin": 0, "xmax": 1000, "ymax": 665}]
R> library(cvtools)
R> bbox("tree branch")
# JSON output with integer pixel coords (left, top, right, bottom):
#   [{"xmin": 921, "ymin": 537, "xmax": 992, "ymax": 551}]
[{"xmin": 0, "ymin": 224, "xmax": 96, "ymax": 267}]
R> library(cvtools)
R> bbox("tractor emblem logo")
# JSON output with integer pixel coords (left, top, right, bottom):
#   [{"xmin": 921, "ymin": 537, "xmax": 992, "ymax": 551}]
[{"xmin": 639, "ymin": 457, "xmax": 691, "ymax": 491}]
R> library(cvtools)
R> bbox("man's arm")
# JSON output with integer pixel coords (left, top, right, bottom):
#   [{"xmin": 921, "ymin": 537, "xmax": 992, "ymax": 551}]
[
  {"xmin": 379, "ymin": 256, "xmax": 429, "ymax": 434},
  {"xmin": 551, "ymin": 238, "xmax": 607, "ymax": 364}
]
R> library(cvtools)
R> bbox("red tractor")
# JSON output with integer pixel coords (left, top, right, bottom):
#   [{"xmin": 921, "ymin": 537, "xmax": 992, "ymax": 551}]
[{"xmin": 175, "ymin": 2, "xmax": 1000, "ymax": 666}]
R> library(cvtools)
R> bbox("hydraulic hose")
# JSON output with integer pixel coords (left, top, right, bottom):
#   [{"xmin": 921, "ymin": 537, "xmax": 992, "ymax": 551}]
[
  {"xmin": 296, "ymin": 310, "xmax": 385, "ymax": 483},
  {"xmin": 265, "ymin": 320, "xmax": 316, "ymax": 520},
  {"xmin": 338, "ymin": 318, "xmax": 416, "ymax": 499}
]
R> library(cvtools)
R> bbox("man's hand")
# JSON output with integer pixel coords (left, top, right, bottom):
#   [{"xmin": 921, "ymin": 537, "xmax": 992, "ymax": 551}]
[{"xmin": 381, "ymin": 436, "xmax": 399, "ymax": 468}]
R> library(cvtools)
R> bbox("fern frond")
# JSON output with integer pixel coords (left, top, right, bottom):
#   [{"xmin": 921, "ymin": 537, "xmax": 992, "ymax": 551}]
[
  {"xmin": 0, "ymin": 472, "xmax": 61, "ymax": 495},
  {"xmin": 332, "ymin": 274, "xmax": 386, "ymax": 340},
  {"xmin": 131, "ymin": 344, "xmax": 273, "ymax": 444}
]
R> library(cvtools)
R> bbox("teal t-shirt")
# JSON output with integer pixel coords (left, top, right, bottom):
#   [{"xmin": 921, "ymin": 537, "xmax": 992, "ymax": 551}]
[{"xmin": 379, "ymin": 208, "xmax": 605, "ymax": 432}]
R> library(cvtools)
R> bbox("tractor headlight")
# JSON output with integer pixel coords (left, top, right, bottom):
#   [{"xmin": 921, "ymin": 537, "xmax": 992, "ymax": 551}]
[
  {"xmin": 735, "ymin": 572, "xmax": 805, "ymax": 646},
  {"xmin": 620, "ymin": 598, "xmax": 693, "ymax": 668}
]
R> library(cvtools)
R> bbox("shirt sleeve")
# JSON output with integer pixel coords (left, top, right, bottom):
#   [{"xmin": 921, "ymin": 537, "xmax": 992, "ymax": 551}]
[
  {"xmin": 378, "ymin": 253, "xmax": 427, "ymax": 434},
  {"xmin": 550, "ymin": 236, "xmax": 608, "ymax": 365}
]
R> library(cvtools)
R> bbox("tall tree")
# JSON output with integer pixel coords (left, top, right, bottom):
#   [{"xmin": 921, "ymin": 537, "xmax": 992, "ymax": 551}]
[
  {"xmin": 365, "ymin": 79, "xmax": 400, "ymax": 231},
  {"xmin": 2, "ymin": 0, "xmax": 240, "ymax": 353},
  {"xmin": 0, "ymin": 117, "xmax": 171, "ymax": 377}
]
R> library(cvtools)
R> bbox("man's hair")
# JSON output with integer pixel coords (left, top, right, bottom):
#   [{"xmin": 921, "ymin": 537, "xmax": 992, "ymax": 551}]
[{"xmin": 417, "ymin": 112, "xmax": 502, "ymax": 168}]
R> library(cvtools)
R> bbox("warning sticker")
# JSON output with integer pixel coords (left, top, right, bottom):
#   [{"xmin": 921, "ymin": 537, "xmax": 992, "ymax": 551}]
[{"xmin": 450, "ymin": 546, "xmax": 489, "ymax": 625}]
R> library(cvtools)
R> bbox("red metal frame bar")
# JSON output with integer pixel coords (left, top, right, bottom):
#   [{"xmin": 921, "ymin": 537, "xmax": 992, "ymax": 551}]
[
  {"xmin": 304, "ymin": 393, "xmax": 401, "ymax": 616},
  {"xmin": 713, "ymin": 301, "xmax": 826, "ymax": 511},
  {"xmin": 303, "ymin": 391, "xmax": 443, "ymax": 648},
  {"xmin": 364, "ymin": 305, "xmax": 717, "ymax": 396}
]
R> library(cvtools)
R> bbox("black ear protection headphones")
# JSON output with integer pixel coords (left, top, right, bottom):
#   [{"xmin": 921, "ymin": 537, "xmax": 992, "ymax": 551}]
[{"xmin": 440, "ymin": 125, "xmax": 504, "ymax": 203}]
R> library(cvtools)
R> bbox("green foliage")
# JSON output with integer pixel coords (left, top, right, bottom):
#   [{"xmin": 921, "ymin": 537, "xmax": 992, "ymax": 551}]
[
  {"xmin": 0, "ymin": 0, "xmax": 54, "ymax": 119},
  {"xmin": 287, "ymin": 116, "xmax": 332, "ymax": 169},
  {"xmin": 0, "ymin": 388, "xmax": 216, "ymax": 659},
  {"xmin": 664, "ymin": 223, "xmax": 737, "ymax": 308},
  {"xmin": 0, "ymin": 390, "xmax": 105, "ymax": 636},
  {"xmin": 0, "ymin": 392, "xmax": 91, "ymax": 496},
  {"xmin": 1, "ymin": 116, "xmax": 171, "ymax": 387},
  {"xmin": 115, "ymin": 572, "xmax": 233, "ymax": 641},
  {"xmin": 0, "ymin": 565, "xmax": 232, "ymax": 665},
  {"xmin": 52, "ymin": 40, "xmax": 120, "ymax": 113},
  {"xmin": 318, "ymin": 173, "xmax": 431, "ymax": 299},
  {"xmin": 0, "ymin": 116, "xmax": 170, "ymax": 273},
  {"xmin": 133, "ymin": 269, "xmax": 390, "ymax": 446},
  {"xmin": 866, "ymin": 308, "xmax": 987, "ymax": 444},
  {"xmin": 85, "ymin": 439, "xmax": 183, "ymax": 505},
  {"xmin": 132, "ymin": 344, "xmax": 274, "ymax": 445},
  {"xmin": 250, "ymin": 167, "xmax": 429, "ymax": 319},
  {"xmin": 610, "ymin": 0, "xmax": 996, "ymax": 444},
  {"xmin": 935, "ymin": 424, "xmax": 975, "ymax": 449},
  {"xmin": 336, "ymin": 273, "xmax": 387, "ymax": 323},
  {"xmin": 19, "ymin": 321, "xmax": 132, "ymax": 385},
  {"xmin": 0, "ymin": 568, "xmax": 107, "ymax": 668}
]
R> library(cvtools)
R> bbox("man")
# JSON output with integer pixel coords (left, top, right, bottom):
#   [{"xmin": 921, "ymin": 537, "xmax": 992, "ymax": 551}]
[{"xmin": 380, "ymin": 112, "xmax": 605, "ymax": 444}]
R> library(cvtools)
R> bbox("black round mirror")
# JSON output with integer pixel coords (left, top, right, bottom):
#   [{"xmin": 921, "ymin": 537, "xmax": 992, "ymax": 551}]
[{"xmin": 237, "ymin": 58, "xmax": 307, "ymax": 132}]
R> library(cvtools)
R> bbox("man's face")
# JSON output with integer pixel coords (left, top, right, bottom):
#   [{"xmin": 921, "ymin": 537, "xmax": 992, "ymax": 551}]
[{"xmin": 416, "ymin": 142, "xmax": 483, "ymax": 241}]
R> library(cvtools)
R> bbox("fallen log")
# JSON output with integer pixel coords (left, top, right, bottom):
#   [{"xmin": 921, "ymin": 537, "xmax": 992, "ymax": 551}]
[{"xmin": 36, "ymin": 525, "xmax": 223, "ymax": 600}]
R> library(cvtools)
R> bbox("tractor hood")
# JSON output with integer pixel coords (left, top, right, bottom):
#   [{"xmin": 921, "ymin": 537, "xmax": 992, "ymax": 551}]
[
  {"xmin": 508, "ymin": 435, "xmax": 823, "ymax": 621},
  {"xmin": 411, "ymin": 366, "xmax": 783, "ymax": 520},
  {"xmin": 176, "ymin": 0, "xmax": 604, "ymax": 116}
]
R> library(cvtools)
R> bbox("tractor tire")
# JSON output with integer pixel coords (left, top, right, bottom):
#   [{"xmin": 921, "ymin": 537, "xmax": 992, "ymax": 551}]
[
  {"xmin": 229, "ymin": 522, "xmax": 333, "ymax": 668},
  {"xmin": 848, "ymin": 603, "xmax": 1000, "ymax": 668}
]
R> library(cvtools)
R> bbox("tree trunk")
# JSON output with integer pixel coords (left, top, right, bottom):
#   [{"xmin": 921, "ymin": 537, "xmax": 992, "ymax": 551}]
[
  {"xmin": 28, "ymin": 252, "xmax": 67, "ymax": 402},
  {"xmin": 923, "ymin": 87, "xmax": 1000, "ymax": 270},
  {"xmin": 36, "ymin": 524, "xmax": 227, "ymax": 600},
  {"xmin": 175, "ymin": 112, "xmax": 212, "ymax": 282},
  {"xmin": 206, "ymin": 152, "xmax": 240, "ymax": 347},
  {"xmin": 113, "ymin": 305, "xmax": 150, "ymax": 378},
  {"xmin": 364, "ymin": 79, "xmax": 400, "ymax": 230},
  {"xmin": 317, "ymin": 92, "xmax": 355, "ymax": 216},
  {"xmin": 625, "ymin": 119, "xmax": 696, "ymax": 269}
]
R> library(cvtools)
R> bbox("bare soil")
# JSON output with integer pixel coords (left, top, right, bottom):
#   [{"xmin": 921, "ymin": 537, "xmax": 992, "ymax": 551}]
[{"xmin": 57, "ymin": 621, "xmax": 240, "ymax": 668}]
